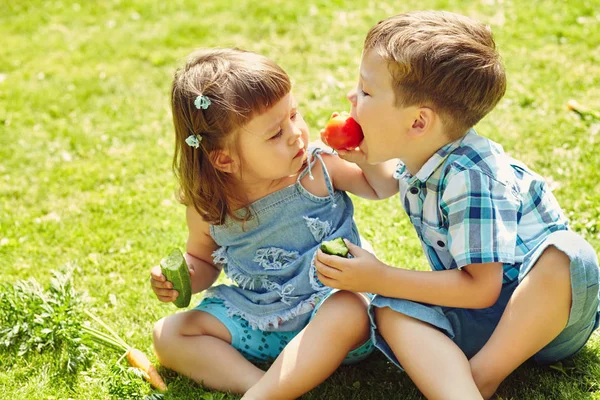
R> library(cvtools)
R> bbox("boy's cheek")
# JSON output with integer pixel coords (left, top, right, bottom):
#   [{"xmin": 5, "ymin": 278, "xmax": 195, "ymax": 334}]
[{"xmin": 349, "ymin": 107, "xmax": 359, "ymax": 122}]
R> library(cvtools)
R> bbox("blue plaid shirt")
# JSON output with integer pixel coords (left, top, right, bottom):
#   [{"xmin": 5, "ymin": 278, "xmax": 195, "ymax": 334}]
[{"xmin": 394, "ymin": 129, "xmax": 569, "ymax": 284}]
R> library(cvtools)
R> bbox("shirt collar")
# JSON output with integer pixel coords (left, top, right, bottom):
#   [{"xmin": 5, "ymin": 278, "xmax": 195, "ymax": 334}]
[{"xmin": 394, "ymin": 129, "xmax": 475, "ymax": 183}]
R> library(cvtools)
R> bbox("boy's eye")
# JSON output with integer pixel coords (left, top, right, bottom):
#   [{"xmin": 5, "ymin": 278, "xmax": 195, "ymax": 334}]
[
  {"xmin": 270, "ymin": 130, "xmax": 283, "ymax": 140},
  {"xmin": 291, "ymin": 112, "xmax": 298, "ymax": 120},
  {"xmin": 359, "ymin": 89, "xmax": 370, "ymax": 97}
]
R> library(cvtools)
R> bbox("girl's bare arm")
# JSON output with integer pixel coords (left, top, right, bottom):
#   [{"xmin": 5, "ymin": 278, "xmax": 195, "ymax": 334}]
[
  {"xmin": 185, "ymin": 206, "xmax": 222, "ymax": 294},
  {"xmin": 323, "ymin": 153, "xmax": 399, "ymax": 200}
]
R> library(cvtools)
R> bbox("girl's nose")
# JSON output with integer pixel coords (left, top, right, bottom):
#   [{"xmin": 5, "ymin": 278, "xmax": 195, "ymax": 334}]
[{"xmin": 289, "ymin": 123, "xmax": 302, "ymax": 144}]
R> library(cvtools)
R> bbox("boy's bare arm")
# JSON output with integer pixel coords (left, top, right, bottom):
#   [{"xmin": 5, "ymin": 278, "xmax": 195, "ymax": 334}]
[
  {"xmin": 374, "ymin": 262, "xmax": 503, "ymax": 308},
  {"xmin": 315, "ymin": 240, "xmax": 503, "ymax": 309}
]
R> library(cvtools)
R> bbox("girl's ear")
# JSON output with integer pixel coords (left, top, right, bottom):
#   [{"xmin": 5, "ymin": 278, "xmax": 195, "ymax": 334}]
[
  {"xmin": 210, "ymin": 149, "xmax": 238, "ymax": 174},
  {"xmin": 408, "ymin": 107, "xmax": 434, "ymax": 137}
]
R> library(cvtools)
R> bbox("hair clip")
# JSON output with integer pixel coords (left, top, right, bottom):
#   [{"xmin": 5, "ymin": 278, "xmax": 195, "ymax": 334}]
[
  {"xmin": 194, "ymin": 95, "xmax": 211, "ymax": 110},
  {"xmin": 185, "ymin": 134, "xmax": 202, "ymax": 148}
]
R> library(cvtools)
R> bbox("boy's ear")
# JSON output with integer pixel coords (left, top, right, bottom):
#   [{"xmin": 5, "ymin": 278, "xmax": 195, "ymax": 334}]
[
  {"xmin": 210, "ymin": 149, "xmax": 238, "ymax": 174},
  {"xmin": 408, "ymin": 107, "xmax": 435, "ymax": 137}
]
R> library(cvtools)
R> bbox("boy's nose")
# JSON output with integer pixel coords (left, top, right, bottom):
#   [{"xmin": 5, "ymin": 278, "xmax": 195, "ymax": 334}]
[
  {"xmin": 346, "ymin": 89, "xmax": 358, "ymax": 120},
  {"xmin": 346, "ymin": 88, "xmax": 357, "ymax": 105}
]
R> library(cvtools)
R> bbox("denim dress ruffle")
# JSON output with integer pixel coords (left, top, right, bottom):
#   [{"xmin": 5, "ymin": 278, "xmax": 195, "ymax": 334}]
[{"xmin": 205, "ymin": 148, "xmax": 361, "ymax": 332}]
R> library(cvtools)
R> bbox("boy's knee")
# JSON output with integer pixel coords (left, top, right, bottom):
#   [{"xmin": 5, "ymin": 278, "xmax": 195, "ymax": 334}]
[
  {"xmin": 374, "ymin": 307, "xmax": 427, "ymax": 336},
  {"xmin": 533, "ymin": 245, "xmax": 571, "ymax": 286},
  {"xmin": 374, "ymin": 306, "xmax": 401, "ymax": 332}
]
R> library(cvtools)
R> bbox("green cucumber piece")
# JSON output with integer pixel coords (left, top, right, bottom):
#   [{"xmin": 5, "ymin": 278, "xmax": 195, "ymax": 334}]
[
  {"xmin": 320, "ymin": 237, "xmax": 349, "ymax": 258},
  {"xmin": 160, "ymin": 248, "xmax": 192, "ymax": 308}
]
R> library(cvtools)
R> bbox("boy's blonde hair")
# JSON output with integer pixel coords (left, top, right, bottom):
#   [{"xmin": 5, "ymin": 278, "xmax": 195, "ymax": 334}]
[
  {"xmin": 171, "ymin": 48, "xmax": 291, "ymax": 225},
  {"xmin": 364, "ymin": 10, "xmax": 506, "ymax": 138}
]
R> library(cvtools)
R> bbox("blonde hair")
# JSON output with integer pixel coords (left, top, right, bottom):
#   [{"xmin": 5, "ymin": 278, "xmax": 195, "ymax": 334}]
[
  {"xmin": 171, "ymin": 48, "xmax": 291, "ymax": 225},
  {"xmin": 364, "ymin": 10, "xmax": 506, "ymax": 138}
]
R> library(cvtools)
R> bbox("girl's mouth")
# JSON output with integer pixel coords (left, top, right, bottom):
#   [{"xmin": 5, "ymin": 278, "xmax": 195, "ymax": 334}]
[{"xmin": 294, "ymin": 148, "xmax": 305, "ymax": 159}]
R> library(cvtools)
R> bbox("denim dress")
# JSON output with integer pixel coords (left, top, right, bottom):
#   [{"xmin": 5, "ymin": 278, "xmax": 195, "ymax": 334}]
[{"xmin": 204, "ymin": 148, "xmax": 361, "ymax": 332}]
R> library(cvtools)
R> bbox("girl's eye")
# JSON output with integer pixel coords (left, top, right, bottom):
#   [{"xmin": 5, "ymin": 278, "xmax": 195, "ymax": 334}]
[
  {"xmin": 270, "ymin": 112, "xmax": 298, "ymax": 140},
  {"xmin": 359, "ymin": 89, "xmax": 370, "ymax": 97}
]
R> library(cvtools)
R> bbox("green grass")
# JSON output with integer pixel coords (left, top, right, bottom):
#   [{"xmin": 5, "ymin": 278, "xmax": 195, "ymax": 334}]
[{"xmin": 1, "ymin": 0, "xmax": 599, "ymax": 398}]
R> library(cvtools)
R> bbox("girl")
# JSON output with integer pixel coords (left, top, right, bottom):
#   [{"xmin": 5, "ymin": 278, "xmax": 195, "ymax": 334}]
[{"xmin": 149, "ymin": 48, "xmax": 394, "ymax": 399}]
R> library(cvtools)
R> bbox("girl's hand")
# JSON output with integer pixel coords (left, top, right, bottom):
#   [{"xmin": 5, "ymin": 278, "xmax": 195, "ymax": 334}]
[
  {"xmin": 319, "ymin": 111, "xmax": 368, "ymax": 165},
  {"xmin": 315, "ymin": 239, "xmax": 386, "ymax": 293},
  {"xmin": 317, "ymin": 129, "xmax": 367, "ymax": 164},
  {"xmin": 336, "ymin": 147, "xmax": 368, "ymax": 165},
  {"xmin": 150, "ymin": 264, "xmax": 196, "ymax": 302}
]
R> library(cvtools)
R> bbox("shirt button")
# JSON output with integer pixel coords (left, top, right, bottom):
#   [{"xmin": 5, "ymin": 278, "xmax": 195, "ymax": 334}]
[
  {"xmin": 437, "ymin": 240, "xmax": 445, "ymax": 247},
  {"xmin": 409, "ymin": 187, "xmax": 419, "ymax": 194}
]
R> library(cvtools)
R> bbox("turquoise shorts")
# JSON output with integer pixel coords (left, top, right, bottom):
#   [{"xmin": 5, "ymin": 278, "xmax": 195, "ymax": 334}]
[
  {"xmin": 369, "ymin": 230, "xmax": 600, "ymax": 368},
  {"xmin": 194, "ymin": 291, "xmax": 374, "ymax": 364}
]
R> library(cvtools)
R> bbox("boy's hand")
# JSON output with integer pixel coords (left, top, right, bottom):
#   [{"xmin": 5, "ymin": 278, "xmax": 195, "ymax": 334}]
[
  {"xmin": 315, "ymin": 239, "xmax": 385, "ymax": 292},
  {"xmin": 150, "ymin": 264, "xmax": 196, "ymax": 302}
]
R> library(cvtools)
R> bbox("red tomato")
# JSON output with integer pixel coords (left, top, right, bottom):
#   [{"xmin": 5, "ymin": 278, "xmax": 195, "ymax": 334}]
[{"xmin": 321, "ymin": 114, "xmax": 364, "ymax": 151}]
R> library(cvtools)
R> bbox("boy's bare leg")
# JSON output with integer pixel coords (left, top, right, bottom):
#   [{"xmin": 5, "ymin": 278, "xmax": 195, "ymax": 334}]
[
  {"xmin": 153, "ymin": 311, "xmax": 265, "ymax": 394},
  {"xmin": 375, "ymin": 306, "xmax": 483, "ymax": 400},
  {"xmin": 242, "ymin": 291, "xmax": 370, "ymax": 400},
  {"xmin": 470, "ymin": 246, "xmax": 572, "ymax": 399}
]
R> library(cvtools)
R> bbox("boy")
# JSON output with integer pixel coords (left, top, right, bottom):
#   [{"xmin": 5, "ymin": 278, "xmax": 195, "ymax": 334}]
[{"xmin": 315, "ymin": 10, "xmax": 600, "ymax": 400}]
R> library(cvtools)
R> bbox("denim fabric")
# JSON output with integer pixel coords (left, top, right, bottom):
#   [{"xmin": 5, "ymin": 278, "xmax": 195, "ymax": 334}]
[
  {"xmin": 205, "ymin": 148, "xmax": 361, "ymax": 332},
  {"xmin": 369, "ymin": 230, "xmax": 600, "ymax": 368}
]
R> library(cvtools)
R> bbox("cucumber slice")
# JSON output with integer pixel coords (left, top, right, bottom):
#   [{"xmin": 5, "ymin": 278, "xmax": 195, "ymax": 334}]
[
  {"xmin": 160, "ymin": 249, "xmax": 192, "ymax": 308},
  {"xmin": 320, "ymin": 237, "xmax": 349, "ymax": 258}
]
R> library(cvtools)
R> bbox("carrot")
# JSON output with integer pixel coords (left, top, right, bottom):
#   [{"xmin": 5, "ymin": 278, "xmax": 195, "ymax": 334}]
[
  {"xmin": 567, "ymin": 99, "xmax": 600, "ymax": 120},
  {"xmin": 82, "ymin": 310, "xmax": 167, "ymax": 392},
  {"xmin": 126, "ymin": 348, "xmax": 168, "ymax": 392}
]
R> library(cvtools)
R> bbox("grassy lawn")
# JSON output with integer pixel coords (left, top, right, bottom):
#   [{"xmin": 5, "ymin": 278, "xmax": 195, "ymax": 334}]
[{"xmin": 1, "ymin": 0, "xmax": 599, "ymax": 399}]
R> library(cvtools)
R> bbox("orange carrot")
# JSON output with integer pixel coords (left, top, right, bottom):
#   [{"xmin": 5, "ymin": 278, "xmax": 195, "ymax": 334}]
[
  {"xmin": 567, "ymin": 99, "xmax": 600, "ymax": 119},
  {"xmin": 126, "ymin": 348, "xmax": 167, "ymax": 392},
  {"xmin": 83, "ymin": 310, "xmax": 167, "ymax": 392}
]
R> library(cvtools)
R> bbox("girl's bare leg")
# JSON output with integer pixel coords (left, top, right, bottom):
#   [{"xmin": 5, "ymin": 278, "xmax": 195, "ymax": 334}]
[
  {"xmin": 153, "ymin": 310, "xmax": 265, "ymax": 394},
  {"xmin": 470, "ymin": 246, "xmax": 572, "ymax": 399},
  {"xmin": 376, "ymin": 306, "xmax": 483, "ymax": 400},
  {"xmin": 243, "ymin": 291, "xmax": 370, "ymax": 400}
]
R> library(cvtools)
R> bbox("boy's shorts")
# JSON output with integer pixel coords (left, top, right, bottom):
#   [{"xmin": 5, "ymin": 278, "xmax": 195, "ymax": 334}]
[
  {"xmin": 369, "ymin": 230, "xmax": 600, "ymax": 369},
  {"xmin": 194, "ymin": 290, "xmax": 374, "ymax": 364}
]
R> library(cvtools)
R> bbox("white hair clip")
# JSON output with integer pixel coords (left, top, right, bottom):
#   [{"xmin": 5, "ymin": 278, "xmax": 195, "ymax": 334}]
[
  {"xmin": 194, "ymin": 95, "xmax": 211, "ymax": 110},
  {"xmin": 185, "ymin": 134, "xmax": 202, "ymax": 148}
]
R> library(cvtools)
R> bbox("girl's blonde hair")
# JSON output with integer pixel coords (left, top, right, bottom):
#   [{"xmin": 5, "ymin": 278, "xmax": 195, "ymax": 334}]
[{"xmin": 171, "ymin": 48, "xmax": 291, "ymax": 225}]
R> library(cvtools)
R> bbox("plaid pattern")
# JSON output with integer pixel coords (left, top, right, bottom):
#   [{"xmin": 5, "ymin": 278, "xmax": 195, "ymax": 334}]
[{"xmin": 394, "ymin": 129, "xmax": 569, "ymax": 284}]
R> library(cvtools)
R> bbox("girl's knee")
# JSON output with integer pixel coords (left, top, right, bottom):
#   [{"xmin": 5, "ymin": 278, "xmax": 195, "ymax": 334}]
[
  {"xmin": 328, "ymin": 290, "xmax": 368, "ymax": 312},
  {"xmin": 321, "ymin": 291, "xmax": 370, "ymax": 327},
  {"xmin": 152, "ymin": 317, "xmax": 174, "ymax": 361},
  {"xmin": 152, "ymin": 313, "xmax": 196, "ymax": 354}
]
